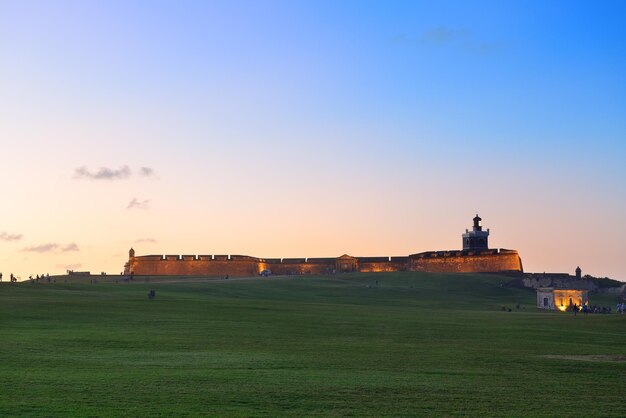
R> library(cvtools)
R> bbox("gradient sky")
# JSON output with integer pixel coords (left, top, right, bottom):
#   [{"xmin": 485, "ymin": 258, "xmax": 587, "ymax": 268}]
[{"xmin": 1, "ymin": 0, "xmax": 625, "ymax": 280}]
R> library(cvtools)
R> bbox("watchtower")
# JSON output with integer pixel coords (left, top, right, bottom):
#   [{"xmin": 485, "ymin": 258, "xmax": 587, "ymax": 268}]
[
  {"xmin": 129, "ymin": 248, "xmax": 135, "ymax": 259},
  {"xmin": 462, "ymin": 214, "xmax": 490, "ymax": 250}
]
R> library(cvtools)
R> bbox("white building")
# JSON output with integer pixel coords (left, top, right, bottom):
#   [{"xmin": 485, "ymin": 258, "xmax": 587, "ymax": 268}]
[{"xmin": 537, "ymin": 287, "xmax": 588, "ymax": 311}]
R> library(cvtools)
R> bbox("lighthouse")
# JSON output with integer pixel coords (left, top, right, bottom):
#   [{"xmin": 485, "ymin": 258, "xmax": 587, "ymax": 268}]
[{"xmin": 462, "ymin": 214, "xmax": 490, "ymax": 250}]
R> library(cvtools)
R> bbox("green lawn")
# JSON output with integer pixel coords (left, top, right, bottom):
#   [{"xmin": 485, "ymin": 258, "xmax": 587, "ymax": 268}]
[{"xmin": 1, "ymin": 273, "xmax": 624, "ymax": 417}]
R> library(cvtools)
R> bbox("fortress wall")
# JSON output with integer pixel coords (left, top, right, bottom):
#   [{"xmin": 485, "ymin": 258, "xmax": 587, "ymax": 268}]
[
  {"xmin": 409, "ymin": 250, "xmax": 522, "ymax": 273},
  {"xmin": 126, "ymin": 249, "xmax": 522, "ymax": 276},
  {"xmin": 137, "ymin": 255, "xmax": 164, "ymax": 261},
  {"xmin": 307, "ymin": 263, "xmax": 335, "ymax": 274},
  {"xmin": 125, "ymin": 258, "xmax": 163, "ymax": 275},
  {"xmin": 307, "ymin": 258, "xmax": 337, "ymax": 264},
  {"xmin": 359, "ymin": 261, "xmax": 408, "ymax": 272},
  {"xmin": 358, "ymin": 257, "xmax": 391, "ymax": 263},
  {"xmin": 282, "ymin": 258, "xmax": 306, "ymax": 263},
  {"xmin": 261, "ymin": 258, "xmax": 282, "ymax": 264},
  {"xmin": 230, "ymin": 255, "xmax": 259, "ymax": 261},
  {"xmin": 127, "ymin": 257, "xmax": 260, "ymax": 276},
  {"xmin": 522, "ymin": 277, "xmax": 597, "ymax": 291},
  {"xmin": 263, "ymin": 261, "xmax": 334, "ymax": 275},
  {"xmin": 357, "ymin": 256, "xmax": 410, "ymax": 272},
  {"xmin": 257, "ymin": 258, "xmax": 337, "ymax": 275}
]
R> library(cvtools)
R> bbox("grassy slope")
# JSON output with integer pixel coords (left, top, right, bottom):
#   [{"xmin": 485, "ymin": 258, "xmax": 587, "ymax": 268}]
[{"xmin": 0, "ymin": 273, "xmax": 624, "ymax": 417}]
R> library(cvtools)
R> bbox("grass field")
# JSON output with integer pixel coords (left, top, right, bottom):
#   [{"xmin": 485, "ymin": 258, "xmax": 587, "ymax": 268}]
[{"xmin": 1, "ymin": 273, "xmax": 624, "ymax": 417}]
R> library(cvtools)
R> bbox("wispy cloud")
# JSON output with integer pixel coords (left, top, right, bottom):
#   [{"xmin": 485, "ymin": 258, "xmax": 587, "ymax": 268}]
[
  {"xmin": 22, "ymin": 243, "xmax": 59, "ymax": 253},
  {"xmin": 391, "ymin": 26, "xmax": 506, "ymax": 56},
  {"xmin": 135, "ymin": 238, "xmax": 157, "ymax": 243},
  {"xmin": 74, "ymin": 165, "xmax": 132, "ymax": 180},
  {"xmin": 73, "ymin": 166, "xmax": 157, "ymax": 181},
  {"xmin": 0, "ymin": 232, "xmax": 23, "ymax": 242},
  {"xmin": 22, "ymin": 242, "xmax": 80, "ymax": 253},
  {"xmin": 139, "ymin": 167, "xmax": 155, "ymax": 177},
  {"xmin": 62, "ymin": 242, "xmax": 80, "ymax": 252},
  {"xmin": 127, "ymin": 198, "xmax": 150, "ymax": 210},
  {"xmin": 422, "ymin": 27, "xmax": 470, "ymax": 45}
]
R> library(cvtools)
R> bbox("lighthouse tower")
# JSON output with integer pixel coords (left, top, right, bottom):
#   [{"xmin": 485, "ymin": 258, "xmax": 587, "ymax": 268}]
[{"xmin": 462, "ymin": 214, "xmax": 490, "ymax": 250}]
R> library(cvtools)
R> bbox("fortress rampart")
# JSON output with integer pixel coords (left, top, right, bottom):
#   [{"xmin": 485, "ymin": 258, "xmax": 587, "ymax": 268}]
[
  {"xmin": 123, "ymin": 215, "xmax": 523, "ymax": 277},
  {"xmin": 124, "ymin": 249, "xmax": 523, "ymax": 277},
  {"xmin": 409, "ymin": 249, "xmax": 523, "ymax": 273}
]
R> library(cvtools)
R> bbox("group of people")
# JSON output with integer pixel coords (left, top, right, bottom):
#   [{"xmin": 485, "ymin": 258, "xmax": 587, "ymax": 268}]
[
  {"xmin": 29, "ymin": 273, "xmax": 51, "ymax": 282},
  {"xmin": 0, "ymin": 272, "xmax": 60, "ymax": 284},
  {"xmin": 570, "ymin": 303, "xmax": 619, "ymax": 315},
  {"xmin": 0, "ymin": 272, "xmax": 19, "ymax": 283}
]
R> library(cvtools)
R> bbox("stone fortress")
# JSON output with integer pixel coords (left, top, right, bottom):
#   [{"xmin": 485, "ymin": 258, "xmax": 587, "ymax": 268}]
[
  {"xmin": 124, "ymin": 215, "xmax": 523, "ymax": 276},
  {"xmin": 124, "ymin": 215, "xmax": 523, "ymax": 277}
]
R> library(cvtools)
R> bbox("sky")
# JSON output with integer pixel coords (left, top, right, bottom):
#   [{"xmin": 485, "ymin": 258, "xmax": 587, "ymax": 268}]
[{"xmin": 1, "ymin": 0, "xmax": 625, "ymax": 280}]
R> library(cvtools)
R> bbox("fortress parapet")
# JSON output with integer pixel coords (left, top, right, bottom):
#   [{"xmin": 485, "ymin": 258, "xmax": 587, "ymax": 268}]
[
  {"xmin": 408, "ymin": 248, "xmax": 522, "ymax": 273},
  {"xmin": 123, "ymin": 215, "xmax": 523, "ymax": 277}
]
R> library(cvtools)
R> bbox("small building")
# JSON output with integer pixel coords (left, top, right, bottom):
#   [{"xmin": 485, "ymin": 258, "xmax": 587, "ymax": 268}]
[{"xmin": 537, "ymin": 287, "xmax": 588, "ymax": 311}]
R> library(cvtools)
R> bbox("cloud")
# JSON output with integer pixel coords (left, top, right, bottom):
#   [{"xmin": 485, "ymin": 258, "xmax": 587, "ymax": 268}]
[
  {"xmin": 74, "ymin": 166, "xmax": 131, "ymax": 180},
  {"xmin": 73, "ymin": 166, "xmax": 157, "ymax": 181},
  {"xmin": 22, "ymin": 242, "xmax": 80, "ymax": 253},
  {"xmin": 127, "ymin": 198, "xmax": 150, "ymax": 210},
  {"xmin": 139, "ymin": 167, "xmax": 155, "ymax": 177},
  {"xmin": 422, "ymin": 26, "xmax": 470, "ymax": 45},
  {"xmin": 135, "ymin": 238, "xmax": 157, "ymax": 243},
  {"xmin": 62, "ymin": 242, "xmax": 80, "ymax": 252},
  {"xmin": 22, "ymin": 243, "xmax": 59, "ymax": 253},
  {"xmin": 391, "ymin": 26, "xmax": 506, "ymax": 56},
  {"xmin": 0, "ymin": 232, "xmax": 23, "ymax": 242}
]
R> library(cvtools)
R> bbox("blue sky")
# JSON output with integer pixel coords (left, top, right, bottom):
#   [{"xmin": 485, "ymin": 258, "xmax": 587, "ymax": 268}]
[{"xmin": 0, "ymin": 1, "xmax": 625, "ymax": 279}]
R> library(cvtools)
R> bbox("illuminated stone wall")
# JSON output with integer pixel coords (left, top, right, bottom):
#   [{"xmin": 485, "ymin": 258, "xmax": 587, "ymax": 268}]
[
  {"xmin": 408, "ymin": 249, "xmax": 523, "ymax": 273},
  {"xmin": 124, "ymin": 249, "xmax": 523, "ymax": 276},
  {"xmin": 536, "ymin": 288, "xmax": 589, "ymax": 311},
  {"xmin": 258, "ymin": 259, "xmax": 334, "ymax": 275},
  {"xmin": 124, "ymin": 255, "xmax": 260, "ymax": 276},
  {"xmin": 553, "ymin": 289, "xmax": 588, "ymax": 311}
]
